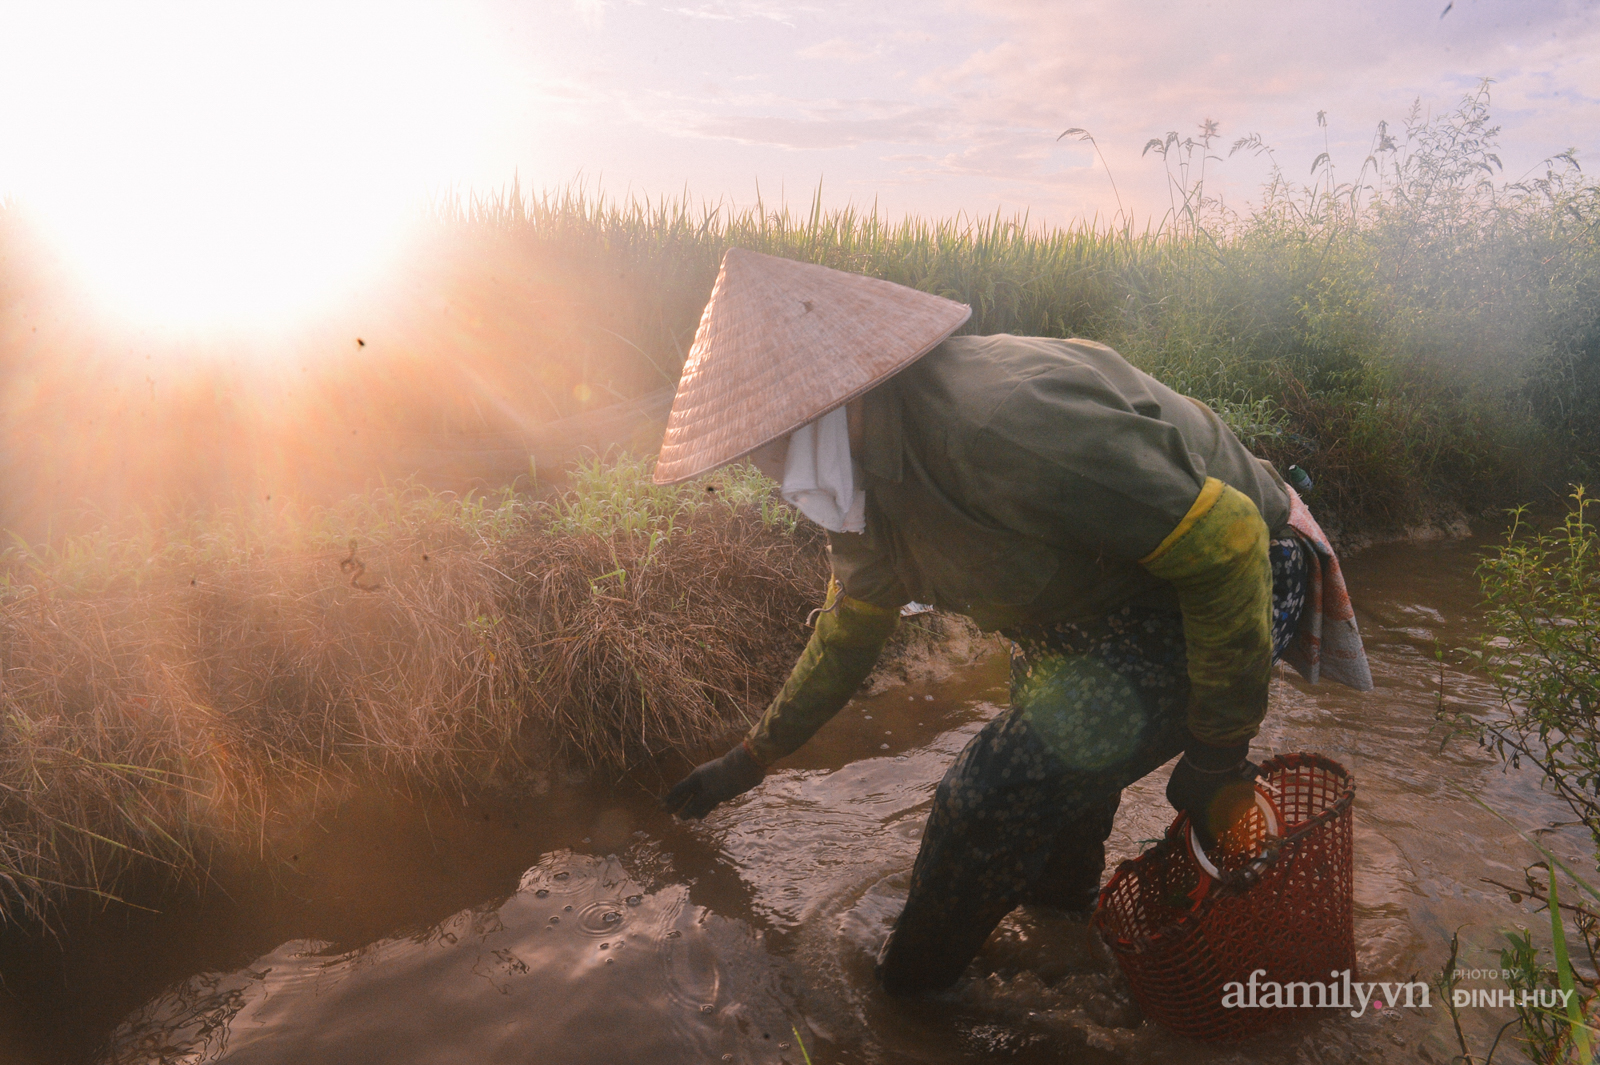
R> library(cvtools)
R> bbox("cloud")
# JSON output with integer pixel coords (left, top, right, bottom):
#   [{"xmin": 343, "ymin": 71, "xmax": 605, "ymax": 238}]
[
  {"xmin": 666, "ymin": 1, "xmax": 806, "ymax": 25},
  {"xmin": 797, "ymin": 37, "xmax": 881, "ymax": 62},
  {"xmin": 857, "ymin": 0, "xmax": 1600, "ymax": 217},
  {"xmin": 485, "ymin": 0, "xmax": 1600, "ymax": 223},
  {"xmin": 574, "ymin": 0, "xmax": 608, "ymax": 30},
  {"xmin": 676, "ymin": 103, "xmax": 952, "ymax": 149}
]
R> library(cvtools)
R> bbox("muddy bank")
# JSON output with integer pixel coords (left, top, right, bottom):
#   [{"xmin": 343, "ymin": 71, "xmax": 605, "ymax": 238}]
[
  {"xmin": 0, "ymin": 458, "xmax": 1493, "ymax": 932},
  {"xmin": 2, "ymin": 534, "xmax": 1585, "ymax": 1064},
  {"xmin": 866, "ymin": 611, "xmax": 1006, "ymax": 695},
  {"xmin": 0, "ymin": 465, "xmax": 828, "ymax": 924},
  {"xmin": 1322, "ymin": 504, "xmax": 1477, "ymax": 557}
]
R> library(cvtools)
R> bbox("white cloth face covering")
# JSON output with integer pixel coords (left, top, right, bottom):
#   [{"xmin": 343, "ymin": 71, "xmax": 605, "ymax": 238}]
[{"xmin": 780, "ymin": 405, "xmax": 866, "ymax": 533}]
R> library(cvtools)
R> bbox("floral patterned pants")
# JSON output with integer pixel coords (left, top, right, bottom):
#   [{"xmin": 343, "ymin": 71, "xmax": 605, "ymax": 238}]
[{"xmin": 877, "ymin": 535, "xmax": 1309, "ymax": 994}]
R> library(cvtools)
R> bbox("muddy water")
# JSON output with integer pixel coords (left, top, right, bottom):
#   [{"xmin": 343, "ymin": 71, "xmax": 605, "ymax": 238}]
[{"xmin": 18, "ymin": 535, "xmax": 1591, "ymax": 1063}]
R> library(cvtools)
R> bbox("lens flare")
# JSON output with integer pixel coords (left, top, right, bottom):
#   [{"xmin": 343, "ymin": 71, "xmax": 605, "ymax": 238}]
[{"xmin": 0, "ymin": 3, "xmax": 514, "ymax": 329}]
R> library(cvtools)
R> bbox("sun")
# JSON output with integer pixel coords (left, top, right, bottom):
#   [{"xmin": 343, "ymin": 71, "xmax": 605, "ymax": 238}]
[{"xmin": 0, "ymin": 3, "xmax": 515, "ymax": 330}]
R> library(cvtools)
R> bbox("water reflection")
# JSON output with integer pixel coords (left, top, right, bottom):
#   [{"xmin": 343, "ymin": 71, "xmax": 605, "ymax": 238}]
[
  {"xmin": 107, "ymin": 853, "xmax": 799, "ymax": 1065},
  {"xmin": 101, "ymin": 538, "xmax": 1592, "ymax": 1064}
]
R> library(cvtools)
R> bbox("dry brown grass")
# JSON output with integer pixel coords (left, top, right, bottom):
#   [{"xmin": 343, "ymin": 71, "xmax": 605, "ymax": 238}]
[
  {"xmin": 0, "ymin": 461, "xmax": 829, "ymax": 922},
  {"xmin": 495, "ymin": 503, "xmax": 827, "ymax": 768}
]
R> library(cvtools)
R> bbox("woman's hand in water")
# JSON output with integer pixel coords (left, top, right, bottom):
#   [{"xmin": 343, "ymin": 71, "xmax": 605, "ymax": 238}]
[
  {"xmin": 662, "ymin": 743, "xmax": 766, "ymax": 819},
  {"xmin": 1165, "ymin": 740, "xmax": 1259, "ymax": 850}
]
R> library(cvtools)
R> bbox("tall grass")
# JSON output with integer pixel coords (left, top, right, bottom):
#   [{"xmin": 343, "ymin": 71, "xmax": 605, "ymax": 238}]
[
  {"xmin": 1439, "ymin": 489, "xmax": 1600, "ymax": 1061},
  {"xmin": 420, "ymin": 85, "xmax": 1594, "ymax": 529},
  {"xmin": 2, "ymin": 85, "xmax": 1589, "ymax": 532},
  {"xmin": 0, "ymin": 464, "xmax": 826, "ymax": 921},
  {"xmin": 0, "ymin": 84, "xmax": 1594, "ymax": 923}
]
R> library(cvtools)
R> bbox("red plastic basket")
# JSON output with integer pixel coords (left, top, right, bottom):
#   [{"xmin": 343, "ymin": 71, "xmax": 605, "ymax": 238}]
[{"xmin": 1093, "ymin": 753, "xmax": 1356, "ymax": 1042}]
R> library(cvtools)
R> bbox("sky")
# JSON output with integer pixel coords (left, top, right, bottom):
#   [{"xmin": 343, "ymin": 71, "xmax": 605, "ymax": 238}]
[
  {"xmin": 488, "ymin": 0, "xmax": 1600, "ymax": 223},
  {"xmin": 0, "ymin": 1, "xmax": 1596, "ymax": 322}
]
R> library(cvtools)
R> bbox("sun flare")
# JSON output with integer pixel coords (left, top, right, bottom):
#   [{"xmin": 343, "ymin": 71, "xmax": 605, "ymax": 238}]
[{"xmin": 0, "ymin": 3, "xmax": 515, "ymax": 329}]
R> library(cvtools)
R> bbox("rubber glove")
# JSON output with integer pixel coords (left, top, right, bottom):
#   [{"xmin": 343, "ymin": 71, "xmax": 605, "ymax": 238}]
[
  {"xmin": 1165, "ymin": 740, "xmax": 1260, "ymax": 851},
  {"xmin": 662, "ymin": 743, "xmax": 765, "ymax": 820}
]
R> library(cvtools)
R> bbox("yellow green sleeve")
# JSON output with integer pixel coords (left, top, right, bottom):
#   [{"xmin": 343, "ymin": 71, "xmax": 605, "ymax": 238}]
[
  {"xmin": 1139, "ymin": 477, "xmax": 1273, "ymax": 746},
  {"xmin": 743, "ymin": 579, "xmax": 898, "ymax": 766}
]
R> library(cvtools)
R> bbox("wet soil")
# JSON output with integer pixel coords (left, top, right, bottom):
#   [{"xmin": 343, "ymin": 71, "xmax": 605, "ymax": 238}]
[{"xmin": 1, "ymin": 534, "xmax": 1585, "ymax": 1064}]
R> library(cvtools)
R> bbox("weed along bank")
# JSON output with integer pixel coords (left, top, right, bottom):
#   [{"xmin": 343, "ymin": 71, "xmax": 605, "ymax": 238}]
[
  {"xmin": 56, "ymin": 524, "xmax": 1600, "ymax": 1064},
  {"xmin": 4, "ymin": 84, "xmax": 1600, "ymax": 1062}
]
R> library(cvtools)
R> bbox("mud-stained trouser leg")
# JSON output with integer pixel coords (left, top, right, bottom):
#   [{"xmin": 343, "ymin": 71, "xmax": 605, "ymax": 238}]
[
  {"xmin": 1022, "ymin": 791, "xmax": 1121, "ymax": 911},
  {"xmin": 876, "ymin": 536, "xmax": 1308, "ymax": 995},
  {"xmin": 876, "ymin": 609, "xmax": 1192, "ymax": 995}
]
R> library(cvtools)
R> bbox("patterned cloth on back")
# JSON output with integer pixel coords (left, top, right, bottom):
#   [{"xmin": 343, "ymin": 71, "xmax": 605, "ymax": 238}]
[{"xmin": 1280, "ymin": 486, "xmax": 1373, "ymax": 691}]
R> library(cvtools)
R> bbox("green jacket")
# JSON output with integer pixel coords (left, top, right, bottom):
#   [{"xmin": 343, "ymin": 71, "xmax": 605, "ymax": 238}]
[{"xmin": 744, "ymin": 335, "xmax": 1292, "ymax": 764}]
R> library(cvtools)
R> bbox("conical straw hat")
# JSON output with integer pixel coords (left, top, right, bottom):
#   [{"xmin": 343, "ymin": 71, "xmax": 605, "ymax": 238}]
[{"xmin": 653, "ymin": 249, "xmax": 971, "ymax": 484}]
